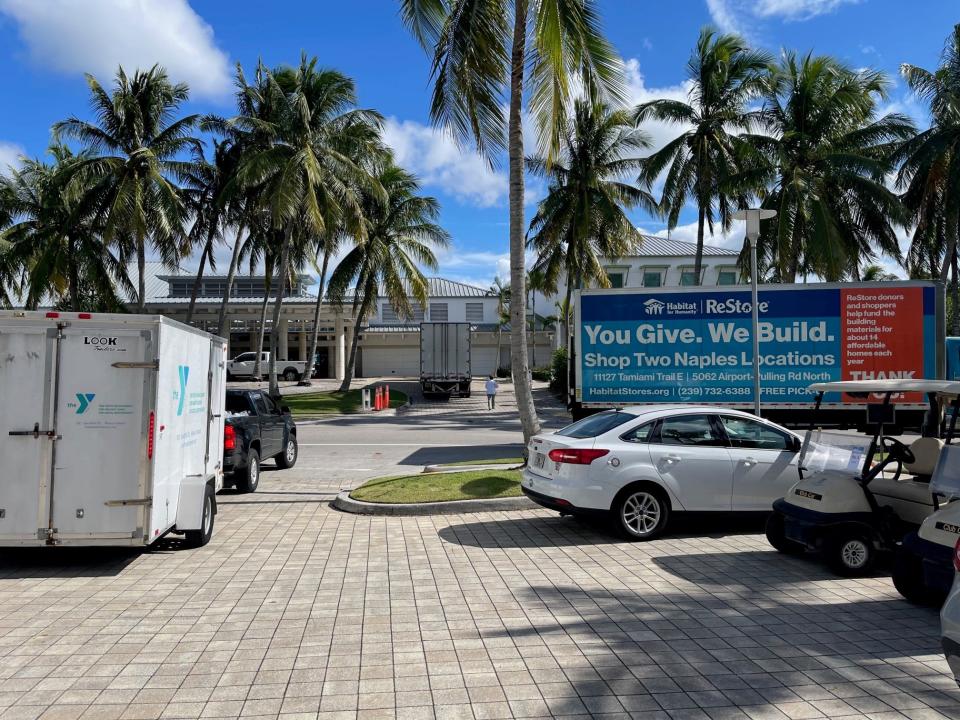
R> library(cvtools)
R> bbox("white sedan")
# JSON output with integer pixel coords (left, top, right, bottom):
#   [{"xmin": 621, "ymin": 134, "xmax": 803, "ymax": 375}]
[{"xmin": 522, "ymin": 406, "xmax": 802, "ymax": 540}]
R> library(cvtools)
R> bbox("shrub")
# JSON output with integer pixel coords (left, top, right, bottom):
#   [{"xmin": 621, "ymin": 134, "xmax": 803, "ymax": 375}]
[
  {"xmin": 495, "ymin": 366, "xmax": 511, "ymax": 378},
  {"xmin": 550, "ymin": 347, "xmax": 568, "ymax": 394},
  {"xmin": 531, "ymin": 366, "xmax": 551, "ymax": 382}
]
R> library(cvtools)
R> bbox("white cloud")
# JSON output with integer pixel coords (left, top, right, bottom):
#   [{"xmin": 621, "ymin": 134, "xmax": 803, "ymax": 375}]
[
  {"xmin": 754, "ymin": 0, "xmax": 861, "ymax": 21},
  {"xmin": 0, "ymin": 141, "xmax": 24, "ymax": 176},
  {"xmin": 705, "ymin": 0, "xmax": 860, "ymax": 36},
  {"xmin": 624, "ymin": 59, "xmax": 693, "ymax": 157},
  {"xmin": 705, "ymin": 0, "xmax": 744, "ymax": 34},
  {"xmin": 0, "ymin": 0, "xmax": 232, "ymax": 100},
  {"xmin": 383, "ymin": 118, "xmax": 510, "ymax": 208}
]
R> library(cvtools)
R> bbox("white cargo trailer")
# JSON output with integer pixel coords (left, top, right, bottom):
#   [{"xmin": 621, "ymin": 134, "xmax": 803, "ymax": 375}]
[
  {"xmin": 0, "ymin": 311, "xmax": 227, "ymax": 547},
  {"xmin": 420, "ymin": 322, "xmax": 472, "ymax": 397}
]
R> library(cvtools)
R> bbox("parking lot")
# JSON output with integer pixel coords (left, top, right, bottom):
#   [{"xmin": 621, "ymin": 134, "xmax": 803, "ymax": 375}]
[{"xmin": 1, "ymin": 385, "xmax": 958, "ymax": 720}]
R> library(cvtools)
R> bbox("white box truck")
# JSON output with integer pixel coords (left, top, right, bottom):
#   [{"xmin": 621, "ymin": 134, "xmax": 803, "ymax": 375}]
[
  {"xmin": 420, "ymin": 322, "xmax": 472, "ymax": 397},
  {"xmin": 0, "ymin": 310, "xmax": 227, "ymax": 547}
]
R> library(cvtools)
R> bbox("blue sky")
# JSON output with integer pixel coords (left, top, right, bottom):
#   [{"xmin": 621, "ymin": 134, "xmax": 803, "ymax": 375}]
[{"xmin": 0, "ymin": 0, "xmax": 956, "ymax": 289}]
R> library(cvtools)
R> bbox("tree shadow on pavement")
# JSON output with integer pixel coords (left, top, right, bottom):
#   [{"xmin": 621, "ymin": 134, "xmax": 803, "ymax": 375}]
[{"xmin": 401, "ymin": 444, "xmax": 525, "ymax": 466}]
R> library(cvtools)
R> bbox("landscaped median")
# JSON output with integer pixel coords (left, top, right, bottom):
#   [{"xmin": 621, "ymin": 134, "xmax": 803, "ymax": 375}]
[
  {"xmin": 281, "ymin": 388, "xmax": 407, "ymax": 417},
  {"xmin": 333, "ymin": 465, "xmax": 537, "ymax": 515}
]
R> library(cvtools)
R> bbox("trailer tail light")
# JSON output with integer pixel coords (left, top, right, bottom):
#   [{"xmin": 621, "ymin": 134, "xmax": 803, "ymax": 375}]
[
  {"xmin": 954, "ymin": 537, "xmax": 960, "ymax": 573},
  {"xmin": 78, "ymin": 313, "xmax": 92, "ymax": 319},
  {"xmin": 45, "ymin": 312, "xmax": 59, "ymax": 319},
  {"xmin": 224, "ymin": 425, "xmax": 236, "ymax": 451},
  {"xmin": 147, "ymin": 412, "xmax": 155, "ymax": 459},
  {"xmin": 548, "ymin": 448, "xmax": 609, "ymax": 465}
]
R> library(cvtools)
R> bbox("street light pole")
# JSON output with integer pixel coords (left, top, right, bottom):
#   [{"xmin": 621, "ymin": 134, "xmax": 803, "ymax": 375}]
[{"xmin": 733, "ymin": 208, "xmax": 777, "ymax": 417}]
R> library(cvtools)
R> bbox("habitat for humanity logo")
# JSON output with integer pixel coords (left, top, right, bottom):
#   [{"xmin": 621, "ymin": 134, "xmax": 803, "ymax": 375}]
[
  {"xmin": 643, "ymin": 299, "xmax": 666, "ymax": 315},
  {"xmin": 176, "ymin": 365, "xmax": 189, "ymax": 416},
  {"xmin": 75, "ymin": 393, "xmax": 95, "ymax": 414}
]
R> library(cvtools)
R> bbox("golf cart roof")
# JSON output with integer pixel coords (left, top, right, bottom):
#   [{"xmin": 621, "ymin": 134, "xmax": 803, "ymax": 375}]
[{"xmin": 808, "ymin": 379, "xmax": 960, "ymax": 395}]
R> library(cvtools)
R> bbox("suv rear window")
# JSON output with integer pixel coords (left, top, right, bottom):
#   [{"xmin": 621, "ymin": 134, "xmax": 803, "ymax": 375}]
[{"xmin": 555, "ymin": 411, "xmax": 637, "ymax": 439}]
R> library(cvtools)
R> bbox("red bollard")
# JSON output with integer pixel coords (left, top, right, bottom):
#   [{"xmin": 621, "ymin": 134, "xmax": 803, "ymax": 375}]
[
  {"xmin": 375, "ymin": 386, "xmax": 383, "ymax": 411},
  {"xmin": 385, "ymin": 384, "xmax": 390, "ymax": 408}
]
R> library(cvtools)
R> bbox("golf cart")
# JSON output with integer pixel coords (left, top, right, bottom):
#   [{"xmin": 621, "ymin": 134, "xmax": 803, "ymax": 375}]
[
  {"xmin": 766, "ymin": 379, "xmax": 960, "ymax": 576},
  {"xmin": 894, "ymin": 444, "xmax": 960, "ymax": 604}
]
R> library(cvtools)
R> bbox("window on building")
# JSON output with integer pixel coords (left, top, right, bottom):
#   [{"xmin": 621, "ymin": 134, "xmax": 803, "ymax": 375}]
[
  {"xmin": 642, "ymin": 269, "xmax": 665, "ymax": 287},
  {"xmin": 717, "ymin": 268, "xmax": 739, "ymax": 286},
  {"xmin": 679, "ymin": 268, "xmax": 701, "ymax": 286},
  {"xmin": 465, "ymin": 303, "xmax": 484, "ymax": 322},
  {"xmin": 604, "ymin": 266, "xmax": 629, "ymax": 288},
  {"xmin": 430, "ymin": 303, "xmax": 449, "ymax": 322},
  {"xmin": 381, "ymin": 304, "xmax": 398, "ymax": 323},
  {"xmin": 381, "ymin": 303, "xmax": 423, "ymax": 324}
]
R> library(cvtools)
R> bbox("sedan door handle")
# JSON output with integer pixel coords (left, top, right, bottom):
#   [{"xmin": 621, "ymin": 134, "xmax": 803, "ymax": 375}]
[
  {"xmin": 742, "ymin": 457, "xmax": 758, "ymax": 467},
  {"xmin": 664, "ymin": 454, "xmax": 681, "ymax": 464}
]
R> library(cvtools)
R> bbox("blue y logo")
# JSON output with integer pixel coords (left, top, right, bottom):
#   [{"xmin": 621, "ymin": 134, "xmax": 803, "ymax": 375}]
[
  {"xmin": 176, "ymin": 366, "xmax": 189, "ymax": 416},
  {"xmin": 75, "ymin": 393, "xmax": 95, "ymax": 414}
]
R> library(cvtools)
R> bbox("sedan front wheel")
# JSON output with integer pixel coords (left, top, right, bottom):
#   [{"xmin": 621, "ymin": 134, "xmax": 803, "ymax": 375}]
[{"xmin": 613, "ymin": 486, "xmax": 669, "ymax": 541}]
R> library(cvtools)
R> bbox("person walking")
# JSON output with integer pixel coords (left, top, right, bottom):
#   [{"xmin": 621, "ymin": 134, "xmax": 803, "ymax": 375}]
[{"xmin": 485, "ymin": 375, "xmax": 498, "ymax": 410}]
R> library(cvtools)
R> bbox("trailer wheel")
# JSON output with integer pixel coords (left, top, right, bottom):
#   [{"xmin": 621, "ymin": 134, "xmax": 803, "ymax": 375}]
[
  {"xmin": 765, "ymin": 512, "xmax": 804, "ymax": 555},
  {"xmin": 236, "ymin": 449, "xmax": 260, "ymax": 493},
  {"xmin": 893, "ymin": 546, "xmax": 941, "ymax": 605},
  {"xmin": 276, "ymin": 435, "xmax": 298, "ymax": 469},
  {"xmin": 185, "ymin": 485, "xmax": 215, "ymax": 548},
  {"xmin": 827, "ymin": 531, "xmax": 876, "ymax": 576}
]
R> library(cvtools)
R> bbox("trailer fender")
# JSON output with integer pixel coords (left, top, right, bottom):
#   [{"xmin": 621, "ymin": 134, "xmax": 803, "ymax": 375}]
[{"xmin": 176, "ymin": 475, "xmax": 217, "ymax": 531}]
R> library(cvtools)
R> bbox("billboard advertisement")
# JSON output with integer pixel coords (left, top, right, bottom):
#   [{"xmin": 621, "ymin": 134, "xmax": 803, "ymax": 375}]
[{"xmin": 576, "ymin": 282, "xmax": 941, "ymax": 407}]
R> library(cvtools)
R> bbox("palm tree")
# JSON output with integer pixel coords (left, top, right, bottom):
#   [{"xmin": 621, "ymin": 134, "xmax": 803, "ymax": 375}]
[
  {"xmin": 862, "ymin": 264, "xmax": 899, "ymax": 281},
  {"xmin": 528, "ymin": 99, "xmax": 653, "ymax": 321},
  {"xmin": 634, "ymin": 29, "xmax": 771, "ymax": 285},
  {"xmin": 896, "ymin": 25, "xmax": 960, "ymax": 288},
  {"xmin": 1, "ymin": 145, "xmax": 131, "ymax": 311},
  {"xmin": 54, "ymin": 65, "xmax": 200, "ymax": 311},
  {"xmin": 328, "ymin": 161, "xmax": 449, "ymax": 392},
  {"xmin": 490, "ymin": 276, "xmax": 510, "ymax": 373},
  {"xmin": 228, "ymin": 56, "xmax": 383, "ymax": 395},
  {"xmin": 181, "ymin": 140, "xmax": 242, "ymax": 324},
  {"xmin": 748, "ymin": 53, "xmax": 915, "ymax": 281},
  {"xmin": 400, "ymin": 0, "xmax": 625, "ymax": 443}
]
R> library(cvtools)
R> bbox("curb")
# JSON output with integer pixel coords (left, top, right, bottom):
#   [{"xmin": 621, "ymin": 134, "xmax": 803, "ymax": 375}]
[
  {"xmin": 422, "ymin": 463, "xmax": 523, "ymax": 474},
  {"xmin": 331, "ymin": 491, "xmax": 536, "ymax": 516}
]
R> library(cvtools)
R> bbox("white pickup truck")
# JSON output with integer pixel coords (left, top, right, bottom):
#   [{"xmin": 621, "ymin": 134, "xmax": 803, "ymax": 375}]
[{"xmin": 226, "ymin": 352, "xmax": 311, "ymax": 382}]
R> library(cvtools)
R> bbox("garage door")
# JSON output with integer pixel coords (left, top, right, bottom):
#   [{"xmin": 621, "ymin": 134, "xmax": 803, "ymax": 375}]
[{"xmin": 360, "ymin": 347, "xmax": 420, "ymax": 377}]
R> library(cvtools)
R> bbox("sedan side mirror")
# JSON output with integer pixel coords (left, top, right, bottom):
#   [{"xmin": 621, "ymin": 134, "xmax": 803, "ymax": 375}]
[{"xmin": 791, "ymin": 436, "xmax": 802, "ymax": 453}]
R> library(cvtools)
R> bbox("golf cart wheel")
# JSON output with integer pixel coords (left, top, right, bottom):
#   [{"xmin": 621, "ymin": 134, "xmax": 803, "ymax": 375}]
[
  {"xmin": 827, "ymin": 531, "xmax": 876, "ymax": 576},
  {"xmin": 612, "ymin": 484, "xmax": 669, "ymax": 541},
  {"xmin": 282, "ymin": 367, "xmax": 300, "ymax": 381},
  {"xmin": 892, "ymin": 546, "xmax": 941, "ymax": 606},
  {"xmin": 765, "ymin": 512, "xmax": 804, "ymax": 555}
]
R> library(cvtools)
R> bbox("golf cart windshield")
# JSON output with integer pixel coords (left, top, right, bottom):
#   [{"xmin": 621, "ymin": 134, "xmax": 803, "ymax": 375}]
[
  {"xmin": 931, "ymin": 445, "xmax": 960, "ymax": 499},
  {"xmin": 800, "ymin": 430, "xmax": 873, "ymax": 475}
]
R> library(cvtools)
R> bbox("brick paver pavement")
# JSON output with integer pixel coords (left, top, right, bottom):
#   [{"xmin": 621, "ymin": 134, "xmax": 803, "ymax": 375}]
[{"xmin": 1, "ymin": 497, "xmax": 958, "ymax": 720}]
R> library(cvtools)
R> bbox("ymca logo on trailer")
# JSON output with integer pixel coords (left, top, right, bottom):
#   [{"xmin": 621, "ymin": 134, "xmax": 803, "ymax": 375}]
[
  {"xmin": 643, "ymin": 299, "xmax": 666, "ymax": 315},
  {"xmin": 74, "ymin": 393, "xmax": 95, "ymax": 414},
  {"xmin": 175, "ymin": 365, "xmax": 189, "ymax": 416}
]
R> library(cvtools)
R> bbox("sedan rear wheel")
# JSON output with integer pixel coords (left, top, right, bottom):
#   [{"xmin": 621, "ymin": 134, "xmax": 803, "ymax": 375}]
[{"xmin": 614, "ymin": 487, "xmax": 669, "ymax": 541}]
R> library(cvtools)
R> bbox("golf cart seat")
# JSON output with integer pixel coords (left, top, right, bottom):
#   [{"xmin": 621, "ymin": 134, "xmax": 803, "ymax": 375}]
[
  {"xmin": 871, "ymin": 437, "xmax": 943, "ymax": 525},
  {"xmin": 904, "ymin": 437, "xmax": 946, "ymax": 480}
]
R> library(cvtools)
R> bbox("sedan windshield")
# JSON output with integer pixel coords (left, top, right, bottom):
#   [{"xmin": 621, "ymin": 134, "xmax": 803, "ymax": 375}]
[{"xmin": 556, "ymin": 411, "xmax": 637, "ymax": 439}]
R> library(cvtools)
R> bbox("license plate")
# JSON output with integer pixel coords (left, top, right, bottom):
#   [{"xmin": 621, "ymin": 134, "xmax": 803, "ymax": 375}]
[{"xmin": 534, "ymin": 452, "xmax": 545, "ymax": 469}]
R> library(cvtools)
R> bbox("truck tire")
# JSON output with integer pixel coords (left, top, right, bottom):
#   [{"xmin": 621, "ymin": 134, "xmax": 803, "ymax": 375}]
[
  {"xmin": 276, "ymin": 435, "xmax": 298, "ymax": 469},
  {"xmin": 236, "ymin": 449, "xmax": 260, "ymax": 493},
  {"xmin": 185, "ymin": 485, "xmax": 215, "ymax": 548},
  {"xmin": 282, "ymin": 367, "xmax": 300, "ymax": 381},
  {"xmin": 893, "ymin": 546, "xmax": 940, "ymax": 605}
]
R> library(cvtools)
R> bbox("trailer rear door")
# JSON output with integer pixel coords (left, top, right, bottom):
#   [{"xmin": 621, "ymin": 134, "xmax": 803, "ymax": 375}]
[
  {"xmin": 52, "ymin": 327, "xmax": 152, "ymax": 541},
  {"xmin": 0, "ymin": 325, "xmax": 56, "ymax": 543}
]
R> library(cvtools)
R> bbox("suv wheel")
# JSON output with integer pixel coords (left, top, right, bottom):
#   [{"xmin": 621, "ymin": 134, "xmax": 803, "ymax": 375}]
[{"xmin": 236, "ymin": 449, "xmax": 260, "ymax": 493}]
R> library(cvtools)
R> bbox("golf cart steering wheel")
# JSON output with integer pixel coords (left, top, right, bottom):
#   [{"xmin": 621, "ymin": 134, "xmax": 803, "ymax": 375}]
[{"xmin": 881, "ymin": 436, "xmax": 915, "ymax": 465}]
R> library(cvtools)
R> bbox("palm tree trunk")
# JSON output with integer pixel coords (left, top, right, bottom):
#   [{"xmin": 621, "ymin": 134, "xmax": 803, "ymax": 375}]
[
  {"xmin": 338, "ymin": 315, "xmax": 363, "ymax": 393},
  {"xmin": 531, "ymin": 290, "xmax": 537, "ymax": 367},
  {"xmin": 496, "ymin": 324, "xmax": 502, "ymax": 373},
  {"xmin": 268, "ymin": 227, "xmax": 293, "ymax": 396},
  {"xmin": 136, "ymin": 238, "xmax": 146, "ymax": 313},
  {"xmin": 694, "ymin": 204, "xmax": 705, "ymax": 286},
  {"xmin": 68, "ymin": 236, "xmax": 80, "ymax": 311},
  {"xmin": 252, "ymin": 269, "xmax": 272, "ymax": 379},
  {"xmin": 300, "ymin": 249, "xmax": 331, "ymax": 386},
  {"xmin": 563, "ymin": 280, "xmax": 574, "ymax": 349},
  {"xmin": 940, "ymin": 234, "xmax": 956, "ymax": 285},
  {"xmin": 186, "ymin": 226, "xmax": 216, "ymax": 325},
  {"xmin": 216, "ymin": 231, "xmax": 244, "ymax": 339},
  {"xmin": 508, "ymin": 0, "xmax": 540, "ymax": 444}
]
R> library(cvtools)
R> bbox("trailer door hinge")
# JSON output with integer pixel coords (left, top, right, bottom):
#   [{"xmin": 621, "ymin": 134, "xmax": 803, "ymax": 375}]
[
  {"xmin": 111, "ymin": 360, "xmax": 159, "ymax": 370},
  {"xmin": 37, "ymin": 528, "xmax": 57, "ymax": 542},
  {"xmin": 8, "ymin": 423, "xmax": 58, "ymax": 439},
  {"xmin": 104, "ymin": 497, "xmax": 152, "ymax": 507}
]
